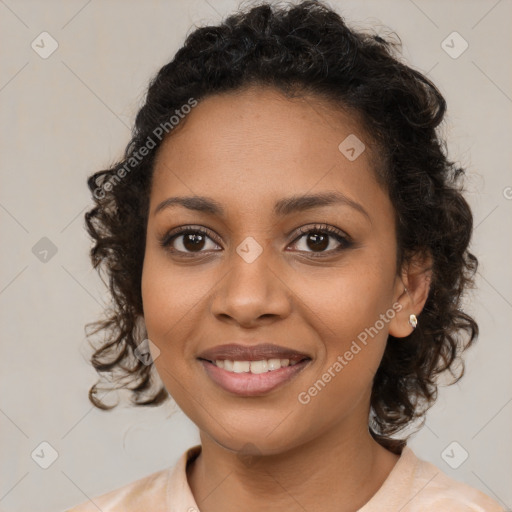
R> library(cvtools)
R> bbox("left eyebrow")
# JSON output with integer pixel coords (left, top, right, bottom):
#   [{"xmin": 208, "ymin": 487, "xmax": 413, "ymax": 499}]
[
  {"xmin": 273, "ymin": 191, "xmax": 370, "ymax": 221},
  {"xmin": 153, "ymin": 191, "xmax": 370, "ymax": 221}
]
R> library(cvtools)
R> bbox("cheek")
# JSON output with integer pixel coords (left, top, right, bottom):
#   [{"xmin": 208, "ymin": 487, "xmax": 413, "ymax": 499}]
[
  {"xmin": 295, "ymin": 250, "xmax": 395, "ymax": 332},
  {"xmin": 141, "ymin": 255, "xmax": 204, "ymax": 409},
  {"xmin": 141, "ymin": 252, "xmax": 209, "ymax": 342},
  {"xmin": 292, "ymin": 285, "xmax": 392, "ymax": 425},
  {"xmin": 292, "ymin": 252, "xmax": 396, "ymax": 379}
]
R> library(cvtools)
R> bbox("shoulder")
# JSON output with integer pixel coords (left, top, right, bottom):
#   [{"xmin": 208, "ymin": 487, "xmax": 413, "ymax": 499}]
[
  {"xmin": 65, "ymin": 466, "xmax": 172, "ymax": 512},
  {"xmin": 400, "ymin": 447, "xmax": 505, "ymax": 512},
  {"xmin": 63, "ymin": 444, "xmax": 202, "ymax": 512}
]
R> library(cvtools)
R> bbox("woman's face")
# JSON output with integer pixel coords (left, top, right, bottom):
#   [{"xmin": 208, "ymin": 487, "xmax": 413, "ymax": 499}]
[{"xmin": 141, "ymin": 86, "xmax": 407, "ymax": 454}]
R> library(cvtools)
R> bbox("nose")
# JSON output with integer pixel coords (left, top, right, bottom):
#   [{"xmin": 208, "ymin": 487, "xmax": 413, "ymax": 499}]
[{"xmin": 209, "ymin": 241, "xmax": 292, "ymax": 328}]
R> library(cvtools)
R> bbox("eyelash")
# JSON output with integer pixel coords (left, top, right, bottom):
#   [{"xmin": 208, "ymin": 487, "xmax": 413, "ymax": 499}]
[{"xmin": 159, "ymin": 223, "xmax": 353, "ymax": 259}]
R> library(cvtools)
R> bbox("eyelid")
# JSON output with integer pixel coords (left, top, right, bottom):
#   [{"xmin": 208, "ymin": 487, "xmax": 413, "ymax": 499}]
[
  {"xmin": 291, "ymin": 223, "xmax": 352, "ymax": 243},
  {"xmin": 159, "ymin": 224, "xmax": 221, "ymax": 247},
  {"xmin": 159, "ymin": 223, "xmax": 353, "ymax": 255}
]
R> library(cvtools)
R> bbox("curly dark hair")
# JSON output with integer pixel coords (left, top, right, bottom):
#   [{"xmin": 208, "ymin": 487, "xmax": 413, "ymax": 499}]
[{"xmin": 84, "ymin": 0, "xmax": 478, "ymax": 453}]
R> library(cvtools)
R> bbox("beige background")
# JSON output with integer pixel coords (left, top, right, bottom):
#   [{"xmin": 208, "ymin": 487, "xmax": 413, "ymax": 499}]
[{"xmin": 1, "ymin": 0, "xmax": 511, "ymax": 511}]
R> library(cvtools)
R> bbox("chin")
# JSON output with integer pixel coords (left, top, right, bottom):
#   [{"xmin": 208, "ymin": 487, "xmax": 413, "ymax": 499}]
[{"xmin": 203, "ymin": 424, "xmax": 306, "ymax": 457}]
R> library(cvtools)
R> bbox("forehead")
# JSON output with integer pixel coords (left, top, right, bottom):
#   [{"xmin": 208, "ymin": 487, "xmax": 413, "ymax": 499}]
[
  {"xmin": 156, "ymin": 85, "xmax": 369, "ymax": 163},
  {"xmin": 150, "ymin": 86, "xmax": 387, "ymax": 219}
]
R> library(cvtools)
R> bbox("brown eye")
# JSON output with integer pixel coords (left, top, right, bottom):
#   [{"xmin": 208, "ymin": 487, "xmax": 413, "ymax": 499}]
[
  {"xmin": 159, "ymin": 224, "xmax": 352, "ymax": 259},
  {"xmin": 179, "ymin": 232, "xmax": 208, "ymax": 252},
  {"xmin": 303, "ymin": 232, "xmax": 329, "ymax": 251},
  {"xmin": 289, "ymin": 225, "xmax": 352, "ymax": 256},
  {"xmin": 160, "ymin": 227, "xmax": 221, "ymax": 255}
]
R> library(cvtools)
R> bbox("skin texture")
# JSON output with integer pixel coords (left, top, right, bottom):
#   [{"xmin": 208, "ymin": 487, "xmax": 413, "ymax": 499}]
[{"xmin": 141, "ymin": 86, "xmax": 431, "ymax": 512}]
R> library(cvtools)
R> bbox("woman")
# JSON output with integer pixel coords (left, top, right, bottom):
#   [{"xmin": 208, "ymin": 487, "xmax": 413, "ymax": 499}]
[{"xmin": 67, "ymin": 1, "xmax": 504, "ymax": 510}]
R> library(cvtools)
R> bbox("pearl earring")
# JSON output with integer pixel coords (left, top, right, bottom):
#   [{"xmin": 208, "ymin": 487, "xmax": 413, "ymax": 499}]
[{"xmin": 409, "ymin": 314, "xmax": 418, "ymax": 329}]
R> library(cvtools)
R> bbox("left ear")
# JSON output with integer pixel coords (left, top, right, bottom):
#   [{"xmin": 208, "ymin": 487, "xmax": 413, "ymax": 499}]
[{"xmin": 388, "ymin": 251, "xmax": 433, "ymax": 338}]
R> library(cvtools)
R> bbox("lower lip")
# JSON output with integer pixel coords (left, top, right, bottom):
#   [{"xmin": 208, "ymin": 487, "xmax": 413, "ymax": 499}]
[{"xmin": 199, "ymin": 359, "xmax": 310, "ymax": 396}]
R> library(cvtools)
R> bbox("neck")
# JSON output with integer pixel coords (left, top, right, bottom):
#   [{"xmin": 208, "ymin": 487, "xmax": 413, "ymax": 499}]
[{"xmin": 187, "ymin": 419, "xmax": 400, "ymax": 512}]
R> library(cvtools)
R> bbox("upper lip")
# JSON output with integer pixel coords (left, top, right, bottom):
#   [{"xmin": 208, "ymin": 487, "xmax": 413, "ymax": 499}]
[{"xmin": 197, "ymin": 343, "xmax": 311, "ymax": 362}]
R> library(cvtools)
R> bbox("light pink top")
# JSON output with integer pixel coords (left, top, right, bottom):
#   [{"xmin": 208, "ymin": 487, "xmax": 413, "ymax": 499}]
[{"xmin": 66, "ymin": 444, "xmax": 504, "ymax": 511}]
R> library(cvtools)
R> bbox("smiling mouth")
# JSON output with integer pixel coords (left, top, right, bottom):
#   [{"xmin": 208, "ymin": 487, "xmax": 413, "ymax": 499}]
[
  {"xmin": 198, "ymin": 357, "xmax": 311, "ymax": 396},
  {"xmin": 198, "ymin": 357, "xmax": 310, "ymax": 374}
]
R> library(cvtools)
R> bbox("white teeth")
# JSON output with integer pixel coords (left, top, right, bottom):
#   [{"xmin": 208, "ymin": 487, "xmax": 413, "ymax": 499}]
[
  {"xmin": 250, "ymin": 360, "xmax": 268, "ymax": 374},
  {"xmin": 212, "ymin": 357, "xmax": 303, "ymax": 373},
  {"xmin": 268, "ymin": 358, "xmax": 284, "ymax": 371},
  {"xmin": 233, "ymin": 361, "xmax": 250, "ymax": 373}
]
